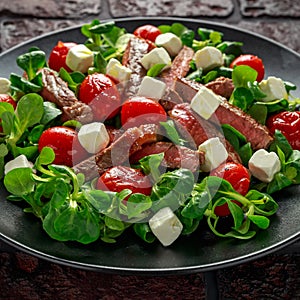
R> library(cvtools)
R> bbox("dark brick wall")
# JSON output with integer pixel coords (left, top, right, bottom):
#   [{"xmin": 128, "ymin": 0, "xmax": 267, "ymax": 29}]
[{"xmin": 0, "ymin": 0, "xmax": 299, "ymax": 299}]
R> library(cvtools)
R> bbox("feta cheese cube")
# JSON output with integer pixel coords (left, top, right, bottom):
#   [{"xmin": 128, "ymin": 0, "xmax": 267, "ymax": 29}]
[
  {"xmin": 137, "ymin": 76, "xmax": 167, "ymax": 99},
  {"xmin": 0, "ymin": 77, "xmax": 11, "ymax": 94},
  {"xmin": 190, "ymin": 86, "xmax": 222, "ymax": 120},
  {"xmin": 259, "ymin": 76, "xmax": 288, "ymax": 102},
  {"xmin": 194, "ymin": 46, "xmax": 224, "ymax": 71},
  {"xmin": 140, "ymin": 48, "xmax": 171, "ymax": 70},
  {"xmin": 106, "ymin": 58, "xmax": 132, "ymax": 83},
  {"xmin": 149, "ymin": 207, "xmax": 183, "ymax": 247},
  {"xmin": 155, "ymin": 33, "xmax": 183, "ymax": 57},
  {"xmin": 66, "ymin": 44, "xmax": 94, "ymax": 73},
  {"xmin": 198, "ymin": 137, "xmax": 228, "ymax": 172},
  {"xmin": 248, "ymin": 149, "xmax": 281, "ymax": 183},
  {"xmin": 5, "ymin": 155, "xmax": 32, "ymax": 175},
  {"xmin": 78, "ymin": 122, "xmax": 110, "ymax": 154}
]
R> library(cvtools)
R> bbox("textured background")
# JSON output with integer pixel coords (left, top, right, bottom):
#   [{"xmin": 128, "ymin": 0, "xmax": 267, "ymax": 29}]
[{"xmin": 0, "ymin": 0, "xmax": 299, "ymax": 299}]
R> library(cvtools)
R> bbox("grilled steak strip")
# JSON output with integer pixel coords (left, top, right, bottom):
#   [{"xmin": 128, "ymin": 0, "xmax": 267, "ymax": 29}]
[
  {"xmin": 72, "ymin": 156, "xmax": 99, "ymax": 182},
  {"xmin": 169, "ymin": 103, "xmax": 242, "ymax": 164},
  {"xmin": 122, "ymin": 36, "xmax": 154, "ymax": 98},
  {"xmin": 160, "ymin": 46, "xmax": 195, "ymax": 88},
  {"xmin": 95, "ymin": 124, "xmax": 162, "ymax": 175},
  {"xmin": 130, "ymin": 141, "xmax": 205, "ymax": 173},
  {"xmin": 175, "ymin": 78, "xmax": 273, "ymax": 150},
  {"xmin": 205, "ymin": 76, "xmax": 234, "ymax": 99},
  {"xmin": 40, "ymin": 68, "xmax": 93, "ymax": 124}
]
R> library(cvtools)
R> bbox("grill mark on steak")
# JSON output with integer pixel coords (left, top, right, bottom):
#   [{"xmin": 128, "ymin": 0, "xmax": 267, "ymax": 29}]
[
  {"xmin": 169, "ymin": 103, "xmax": 242, "ymax": 164},
  {"xmin": 174, "ymin": 78, "xmax": 273, "ymax": 150},
  {"xmin": 122, "ymin": 36, "xmax": 154, "ymax": 98},
  {"xmin": 160, "ymin": 46, "xmax": 194, "ymax": 89},
  {"xmin": 129, "ymin": 141, "xmax": 205, "ymax": 173},
  {"xmin": 95, "ymin": 124, "xmax": 162, "ymax": 175},
  {"xmin": 40, "ymin": 68, "xmax": 93, "ymax": 124}
]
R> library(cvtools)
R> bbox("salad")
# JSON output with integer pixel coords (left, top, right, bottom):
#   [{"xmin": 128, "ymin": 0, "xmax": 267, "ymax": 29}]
[{"xmin": 0, "ymin": 20, "xmax": 300, "ymax": 247}]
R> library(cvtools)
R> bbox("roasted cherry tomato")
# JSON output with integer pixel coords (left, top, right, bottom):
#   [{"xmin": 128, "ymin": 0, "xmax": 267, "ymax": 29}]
[
  {"xmin": 211, "ymin": 162, "xmax": 250, "ymax": 216},
  {"xmin": 48, "ymin": 41, "xmax": 77, "ymax": 72},
  {"xmin": 133, "ymin": 25, "xmax": 162, "ymax": 42},
  {"xmin": 266, "ymin": 111, "xmax": 300, "ymax": 150},
  {"xmin": 230, "ymin": 54, "xmax": 265, "ymax": 82},
  {"xmin": 38, "ymin": 126, "xmax": 89, "ymax": 167},
  {"xmin": 121, "ymin": 96, "xmax": 167, "ymax": 128},
  {"xmin": 211, "ymin": 162, "xmax": 250, "ymax": 195},
  {"xmin": 96, "ymin": 166, "xmax": 152, "ymax": 198},
  {"xmin": 0, "ymin": 94, "xmax": 17, "ymax": 109},
  {"xmin": 78, "ymin": 73, "xmax": 121, "ymax": 121},
  {"xmin": 0, "ymin": 94, "xmax": 17, "ymax": 133}
]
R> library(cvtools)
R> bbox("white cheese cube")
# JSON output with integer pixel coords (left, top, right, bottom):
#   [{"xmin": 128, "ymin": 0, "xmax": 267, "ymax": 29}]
[
  {"xmin": 106, "ymin": 58, "xmax": 132, "ymax": 83},
  {"xmin": 149, "ymin": 207, "xmax": 183, "ymax": 247},
  {"xmin": 140, "ymin": 48, "xmax": 171, "ymax": 70},
  {"xmin": 78, "ymin": 122, "xmax": 109, "ymax": 154},
  {"xmin": 198, "ymin": 137, "xmax": 228, "ymax": 172},
  {"xmin": 155, "ymin": 33, "xmax": 183, "ymax": 57},
  {"xmin": 259, "ymin": 76, "xmax": 288, "ymax": 102},
  {"xmin": 190, "ymin": 86, "xmax": 222, "ymax": 120},
  {"xmin": 194, "ymin": 46, "xmax": 224, "ymax": 71},
  {"xmin": 4, "ymin": 155, "xmax": 32, "ymax": 175},
  {"xmin": 137, "ymin": 76, "xmax": 167, "ymax": 100},
  {"xmin": 66, "ymin": 44, "xmax": 94, "ymax": 73},
  {"xmin": 0, "ymin": 78, "xmax": 11, "ymax": 94},
  {"xmin": 248, "ymin": 149, "xmax": 281, "ymax": 183}
]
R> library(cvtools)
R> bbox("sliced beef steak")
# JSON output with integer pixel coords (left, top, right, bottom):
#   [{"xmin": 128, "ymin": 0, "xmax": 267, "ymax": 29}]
[
  {"xmin": 95, "ymin": 124, "xmax": 162, "ymax": 174},
  {"xmin": 169, "ymin": 103, "xmax": 241, "ymax": 164},
  {"xmin": 205, "ymin": 76, "xmax": 234, "ymax": 99},
  {"xmin": 174, "ymin": 78, "xmax": 273, "ymax": 150},
  {"xmin": 72, "ymin": 156, "xmax": 98, "ymax": 182},
  {"xmin": 130, "ymin": 141, "xmax": 205, "ymax": 172},
  {"xmin": 122, "ymin": 36, "xmax": 154, "ymax": 98},
  {"xmin": 160, "ymin": 46, "xmax": 194, "ymax": 88},
  {"xmin": 40, "ymin": 68, "xmax": 93, "ymax": 124}
]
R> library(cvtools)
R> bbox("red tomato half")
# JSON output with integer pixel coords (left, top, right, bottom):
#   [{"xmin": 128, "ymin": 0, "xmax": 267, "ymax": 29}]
[
  {"xmin": 48, "ymin": 41, "xmax": 77, "ymax": 72},
  {"xmin": 38, "ymin": 126, "xmax": 89, "ymax": 167},
  {"xmin": 0, "ymin": 94, "xmax": 17, "ymax": 109},
  {"xmin": 230, "ymin": 54, "xmax": 265, "ymax": 82},
  {"xmin": 211, "ymin": 162, "xmax": 250, "ymax": 217},
  {"xmin": 79, "ymin": 73, "xmax": 121, "ymax": 121},
  {"xmin": 121, "ymin": 96, "xmax": 167, "ymax": 128},
  {"xmin": 96, "ymin": 166, "xmax": 152, "ymax": 198},
  {"xmin": 267, "ymin": 111, "xmax": 300, "ymax": 150},
  {"xmin": 133, "ymin": 25, "xmax": 162, "ymax": 42}
]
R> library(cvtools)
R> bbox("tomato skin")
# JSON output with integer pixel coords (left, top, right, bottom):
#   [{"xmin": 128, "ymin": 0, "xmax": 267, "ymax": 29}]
[
  {"xmin": 121, "ymin": 96, "xmax": 167, "ymax": 128},
  {"xmin": 48, "ymin": 41, "xmax": 77, "ymax": 72},
  {"xmin": 211, "ymin": 162, "xmax": 250, "ymax": 217},
  {"xmin": 96, "ymin": 166, "xmax": 152, "ymax": 198},
  {"xmin": 211, "ymin": 162, "xmax": 250, "ymax": 196},
  {"xmin": 266, "ymin": 111, "xmax": 300, "ymax": 150},
  {"xmin": 38, "ymin": 126, "xmax": 89, "ymax": 167},
  {"xmin": 0, "ymin": 94, "xmax": 17, "ymax": 109},
  {"xmin": 78, "ymin": 73, "xmax": 121, "ymax": 121},
  {"xmin": 133, "ymin": 25, "xmax": 162, "ymax": 42},
  {"xmin": 230, "ymin": 54, "xmax": 265, "ymax": 82}
]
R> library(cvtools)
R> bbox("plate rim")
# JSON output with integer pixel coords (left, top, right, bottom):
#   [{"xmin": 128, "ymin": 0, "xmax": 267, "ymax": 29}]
[{"xmin": 0, "ymin": 16, "xmax": 299, "ymax": 275}]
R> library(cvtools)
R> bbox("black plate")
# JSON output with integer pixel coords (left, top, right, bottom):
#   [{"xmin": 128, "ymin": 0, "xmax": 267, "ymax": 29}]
[{"xmin": 0, "ymin": 17, "xmax": 299, "ymax": 275}]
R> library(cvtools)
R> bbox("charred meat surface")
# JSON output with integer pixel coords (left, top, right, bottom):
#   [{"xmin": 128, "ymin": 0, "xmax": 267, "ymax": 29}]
[
  {"xmin": 205, "ymin": 76, "xmax": 234, "ymax": 99},
  {"xmin": 122, "ymin": 36, "xmax": 154, "ymax": 98},
  {"xmin": 95, "ymin": 124, "xmax": 161, "ymax": 174},
  {"xmin": 169, "ymin": 103, "xmax": 242, "ymax": 163},
  {"xmin": 40, "ymin": 68, "xmax": 93, "ymax": 124},
  {"xmin": 174, "ymin": 78, "xmax": 273, "ymax": 150},
  {"xmin": 130, "ymin": 141, "xmax": 205, "ymax": 172},
  {"xmin": 160, "ymin": 46, "xmax": 194, "ymax": 88}
]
